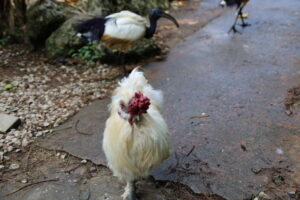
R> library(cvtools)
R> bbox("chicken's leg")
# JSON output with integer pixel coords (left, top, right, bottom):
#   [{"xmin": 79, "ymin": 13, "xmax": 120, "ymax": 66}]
[{"xmin": 121, "ymin": 181, "xmax": 138, "ymax": 200}]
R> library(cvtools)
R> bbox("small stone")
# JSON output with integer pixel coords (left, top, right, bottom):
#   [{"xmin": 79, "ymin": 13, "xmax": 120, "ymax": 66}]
[
  {"xmin": 0, "ymin": 152, "xmax": 4, "ymax": 161},
  {"xmin": 43, "ymin": 122, "xmax": 50, "ymax": 127},
  {"xmin": 276, "ymin": 148, "xmax": 284, "ymax": 155},
  {"xmin": 258, "ymin": 192, "xmax": 271, "ymax": 199},
  {"xmin": 74, "ymin": 166, "xmax": 87, "ymax": 176},
  {"xmin": 22, "ymin": 138, "xmax": 29, "ymax": 147},
  {"xmin": 80, "ymin": 159, "xmax": 87, "ymax": 164},
  {"xmin": 15, "ymin": 149, "xmax": 21, "ymax": 153},
  {"xmin": 89, "ymin": 167, "xmax": 96, "ymax": 172},
  {"xmin": 60, "ymin": 154, "xmax": 66, "ymax": 159},
  {"xmin": 21, "ymin": 179, "xmax": 28, "ymax": 183},
  {"xmin": 3, "ymin": 156, "xmax": 10, "ymax": 161},
  {"xmin": 0, "ymin": 165, "xmax": 4, "ymax": 170},
  {"xmin": 7, "ymin": 146, "xmax": 13, "ymax": 152},
  {"xmin": 9, "ymin": 163, "xmax": 20, "ymax": 170}
]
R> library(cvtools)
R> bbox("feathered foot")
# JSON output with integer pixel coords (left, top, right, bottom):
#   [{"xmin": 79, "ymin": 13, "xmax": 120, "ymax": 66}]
[{"xmin": 121, "ymin": 181, "xmax": 139, "ymax": 200}]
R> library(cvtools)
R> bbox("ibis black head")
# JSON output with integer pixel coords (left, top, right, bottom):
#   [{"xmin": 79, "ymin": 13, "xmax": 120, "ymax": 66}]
[{"xmin": 149, "ymin": 8, "xmax": 179, "ymax": 28}]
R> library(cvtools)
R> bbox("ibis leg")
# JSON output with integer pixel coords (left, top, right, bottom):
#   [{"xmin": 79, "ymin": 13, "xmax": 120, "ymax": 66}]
[
  {"xmin": 228, "ymin": 13, "xmax": 241, "ymax": 34},
  {"xmin": 238, "ymin": 4, "xmax": 251, "ymax": 27},
  {"xmin": 116, "ymin": 52, "xmax": 127, "ymax": 76}
]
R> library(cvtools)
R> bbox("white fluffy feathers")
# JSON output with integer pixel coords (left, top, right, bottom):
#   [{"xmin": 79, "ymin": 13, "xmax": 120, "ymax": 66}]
[{"xmin": 102, "ymin": 68, "xmax": 170, "ymax": 182}]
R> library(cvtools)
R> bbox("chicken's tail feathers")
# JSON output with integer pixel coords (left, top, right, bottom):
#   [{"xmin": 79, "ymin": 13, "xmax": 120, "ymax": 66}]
[{"xmin": 74, "ymin": 17, "xmax": 106, "ymax": 43}]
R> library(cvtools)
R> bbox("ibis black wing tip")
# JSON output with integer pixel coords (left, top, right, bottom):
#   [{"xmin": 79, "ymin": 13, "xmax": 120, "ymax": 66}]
[{"xmin": 73, "ymin": 17, "xmax": 107, "ymax": 42}]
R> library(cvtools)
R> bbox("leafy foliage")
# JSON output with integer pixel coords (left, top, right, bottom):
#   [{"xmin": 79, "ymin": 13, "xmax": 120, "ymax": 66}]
[
  {"xmin": 0, "ymin": 35, "xmax": 12, "ymax": 45},
  {"xmin": 3, "ymin": 83, "xmax": 18, "ymax": 90},
  {"xmin": 67, "ymin": 43, "xmax": 102, "ymax": 65}
]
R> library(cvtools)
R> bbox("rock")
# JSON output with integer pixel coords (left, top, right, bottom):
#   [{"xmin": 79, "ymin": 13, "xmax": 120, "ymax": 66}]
[
  {"xmin": 0, "ymin": 152, "xmax": 4, "ymax": 161},
  {"xmin": 89, "ymin": 166, "xmax": 97, "ymax": 173},
  {"xmin": 258, "ymin": 192, "xmax": 271, "ymax": 200},
  {"xmin": 21, "ymin": 137, "xmax": 29, "ymax": 147},
  {"xmin": 7, "ymin": 146, "xmax": 14, "ymax": 152},
  {"xmin": 74, "ymin": 166, "xmax": 87, "ymax": 176},
  {"xmin": 0, "ymin": 165, "xmax": 4, "ymax": 170},
  {"xmin": 81, "ymin": 159, "xmax": 87, "ymax": 164},
  {"xmin": 45, "ymin": 14, "xmax": 90, "ymax": 59},
  {"xmin": 9, "ymin": 163, "xmax": 20, "ymax": 170},
  {"xmin": 87, "ymin": 0, "xmax": 169, "ymax": 15},
  {"xmin": 21, "ymin": 178, "xmax": 28, "ymax": 184},
  {"xmin": 123, "ymin": 38, "xmax": 161, "ymax": 63},
  {"xmin": 0, "ymin": 113, "xmax": 21, "ymax": 133},
  {"xmin": 26, "ymin": 0, "xmax": 67, "ymax": 48},
  {"xmin": 60, "ymin": 153, "xmax": 67, "ymax": 159}
]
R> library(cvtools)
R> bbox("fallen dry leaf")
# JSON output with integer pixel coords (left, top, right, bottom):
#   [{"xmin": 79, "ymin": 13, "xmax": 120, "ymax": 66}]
[
  {"xmin": 171, "ymin": 1, "xmax": 185, "ymax": 7},
  {"xmin": 178, "ymin": 19, "xmax": 198, "ymax": 25},
  {"xmin": 160, "ymin": 25, "xmax": 175, "ymax": 30}
]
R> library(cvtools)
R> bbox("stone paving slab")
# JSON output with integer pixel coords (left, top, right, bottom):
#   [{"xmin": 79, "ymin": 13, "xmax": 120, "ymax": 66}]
[{"xmin": 0, "ymin": 113, "xmax": 21, "ymax": 133}]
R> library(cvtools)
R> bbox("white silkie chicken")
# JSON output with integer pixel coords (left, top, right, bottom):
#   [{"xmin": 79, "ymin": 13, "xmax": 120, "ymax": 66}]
[{"xmin": 103, "ymin": 68, "xmax": 170, "ymax": 200}]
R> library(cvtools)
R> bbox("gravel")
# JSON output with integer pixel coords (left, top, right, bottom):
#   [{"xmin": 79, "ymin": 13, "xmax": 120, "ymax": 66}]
[{"xmin": 0, "ymin": 44, "xmax": 119, "ymax": 167}]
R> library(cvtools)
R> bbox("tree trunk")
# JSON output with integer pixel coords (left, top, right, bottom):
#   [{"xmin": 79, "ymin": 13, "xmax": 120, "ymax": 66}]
[{"xmin": 0, "ymin": 0, "xmax": 26, "ymax": 38}]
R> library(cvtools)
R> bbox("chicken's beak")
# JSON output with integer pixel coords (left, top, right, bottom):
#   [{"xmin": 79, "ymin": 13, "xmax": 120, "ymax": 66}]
[{"xmin": 160, "ymin": 12, "xmax": 180, "ymax": 28}]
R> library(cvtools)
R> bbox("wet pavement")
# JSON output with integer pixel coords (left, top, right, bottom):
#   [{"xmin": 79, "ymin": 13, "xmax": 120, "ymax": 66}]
[{"xmin": 22, "ymin": 0, "xmax": 300, "ymax": 199}]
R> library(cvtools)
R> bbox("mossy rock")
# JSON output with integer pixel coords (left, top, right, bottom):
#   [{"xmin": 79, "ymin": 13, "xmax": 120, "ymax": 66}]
[
  {"xmin": 45, "ymin": 15, "xmax": 90, "ymax": 59},
  {"xmin": 87, "ymin": 0, "xmax": 170, "ymax": 15},
  {"xmin": 26, "ymin": 0, "xmax": 67, "ymax": 48}
]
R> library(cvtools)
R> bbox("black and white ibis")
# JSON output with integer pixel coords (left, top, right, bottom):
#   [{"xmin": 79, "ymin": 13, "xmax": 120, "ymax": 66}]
[
  {"xmin": 74, "ymin": 8, "xmax": 179, "ymax": 73},
  {"xmin": 220, "ymin": 0, "xmax": 251, "ymax": 33}
]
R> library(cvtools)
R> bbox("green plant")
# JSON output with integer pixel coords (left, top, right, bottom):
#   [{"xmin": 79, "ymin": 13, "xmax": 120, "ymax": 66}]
[
  {"xmin": 68, "ymin": 43, "xmax": 102, "ymax": 66},
  {"xmin": 3, "ymin": 83, "xmax": 18, "ymax": 90},
  {"xmin": 0, "ymin": 35, "xmax": 12, "ymax": 45}
]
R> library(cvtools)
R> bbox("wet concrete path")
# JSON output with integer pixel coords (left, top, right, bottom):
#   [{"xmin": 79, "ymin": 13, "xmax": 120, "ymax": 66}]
[{"xmin": 38, "ymin": 0, "xmax": 300, "ymax": 199}]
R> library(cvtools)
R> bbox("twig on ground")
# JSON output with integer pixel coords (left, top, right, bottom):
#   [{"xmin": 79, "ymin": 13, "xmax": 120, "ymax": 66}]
[
  {"xmin": 74, "ymin": 120, "xmax": 93, "ymax": 135},
  {"xmin": 5, "ymin": 178, "xmax": 59, "ymax": 196},
  {"xmin": 186, "ymin": 145, "xmax": 195, "ymax": 157}
]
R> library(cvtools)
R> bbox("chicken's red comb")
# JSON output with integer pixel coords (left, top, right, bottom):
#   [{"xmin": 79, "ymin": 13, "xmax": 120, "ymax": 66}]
[{"xmin": 128, "ymin": 92, "xmax": 150, "ymax": 116}]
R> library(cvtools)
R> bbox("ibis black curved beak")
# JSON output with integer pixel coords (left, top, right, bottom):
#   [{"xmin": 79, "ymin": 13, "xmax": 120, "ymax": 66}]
[{"xmin": 160, "ymin": 12, "xmax": 180, "ymax": 28}]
